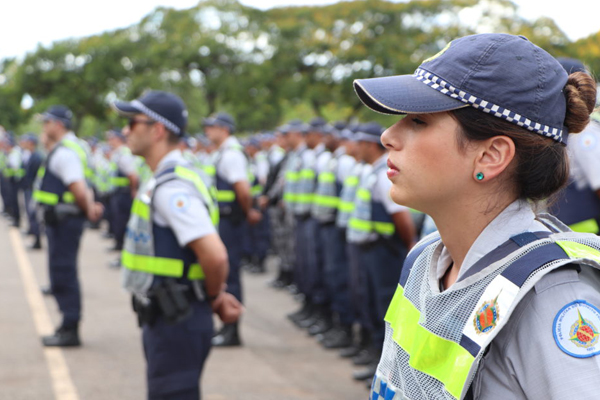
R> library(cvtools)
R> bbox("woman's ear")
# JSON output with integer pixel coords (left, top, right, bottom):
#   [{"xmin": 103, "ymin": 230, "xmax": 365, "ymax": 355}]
[{"xmin": 472, "ymin": 135, "xmax": 516, "ymax": 182}]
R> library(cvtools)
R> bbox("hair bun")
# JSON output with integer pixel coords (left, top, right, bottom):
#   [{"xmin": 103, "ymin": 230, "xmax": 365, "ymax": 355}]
[{"xmin": 564, "ymin": 71, "xmax": 597, "ymax": 134}]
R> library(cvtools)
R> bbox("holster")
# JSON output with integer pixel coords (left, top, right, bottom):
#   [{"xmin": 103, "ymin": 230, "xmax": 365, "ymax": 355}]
[{"xmin": 132, "ymin": 279, "xmax": 194, "ymax": 326}]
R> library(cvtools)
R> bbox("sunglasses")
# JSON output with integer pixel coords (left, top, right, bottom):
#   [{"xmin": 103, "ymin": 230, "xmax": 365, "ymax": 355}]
[{"xmin": 128, "ymin": 118, "xmax": 156, "ymax": 130}]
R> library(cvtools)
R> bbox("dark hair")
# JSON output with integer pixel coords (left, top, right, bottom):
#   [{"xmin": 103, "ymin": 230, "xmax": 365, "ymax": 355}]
[
  {"xmin": 167, "ymin": 131, "xmax": 180, "ymax": 145},
  {"xmin": 450, "ymin": 71, "xmax": 597, "ymax": 202}
]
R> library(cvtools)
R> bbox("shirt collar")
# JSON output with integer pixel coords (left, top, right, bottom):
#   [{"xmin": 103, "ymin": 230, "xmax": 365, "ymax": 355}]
[
  {"xmin": 372, "ymin": 153, "xmax": 388, "ymax": 170},
  {"xmin": 155, "ymin": 149, "xmax": 184, "ymax": 175},
  {"xmin": 436, "ymin": 199, "xmax": 551, "ymax": 282},
  {"xmin": 220, "ymin": 136, "xmax": 240, "ymax": 150}
]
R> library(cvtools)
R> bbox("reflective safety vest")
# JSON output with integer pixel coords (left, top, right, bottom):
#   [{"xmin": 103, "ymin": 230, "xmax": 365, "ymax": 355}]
[
  {"xmin": 212, "ymin": 142, "xmax": 251, "ymax": 219},
  {"xmin": 552, "ymin": 180, "xmax": 600, "ymax": 234},
  {"xmin": 283, "ymin": 148, "xmax": 305, "ymax": 213},
  {"xmin": 295, "ymin": 147, "xmax": 327, "ymax": 216},
  {"xmin": 347, "ymin": 164, "xmax": 394, "ymax": 244},
  {"xmin": 110, "ymin": 146, "xmax": 133, "ymax": 189},
  {"xmin": 5, "ymin": 149, "xmax": 25, "ymax": 180},
  {"xmin": 372, "ymin": 216, "xmax": 600, "ymax": 400},
  {"xmin": 121, "ymin": 164, "xmax": 219, "ymax": 294},
  {"xmin": 312, "ymin": 156, "xmax": 343, "ymax": 223},
  {"xmin": 336, "ymin": 162, "xmax": 364, "ymax": 228},
  {"xmin": 33, "ymin": 139, "xmax": 88, "ymax": 206}
]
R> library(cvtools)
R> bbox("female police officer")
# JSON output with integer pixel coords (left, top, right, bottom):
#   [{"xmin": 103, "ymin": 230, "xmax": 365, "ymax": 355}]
[{"xmin": 353, "ymin": 33, "xmax": 600, "ymax": 399}]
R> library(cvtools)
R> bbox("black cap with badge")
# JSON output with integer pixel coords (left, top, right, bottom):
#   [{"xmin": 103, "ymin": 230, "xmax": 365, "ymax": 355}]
[
  {"xmin": 113, "ymin": 90, "xmax": 188, "ymax": 136},
  {"xmin": 203, "ymin": 112, "xmax": 236, "ymax": 134}
]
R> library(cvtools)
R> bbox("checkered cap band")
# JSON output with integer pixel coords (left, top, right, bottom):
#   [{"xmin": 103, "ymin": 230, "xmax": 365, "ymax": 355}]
[
  {"xmin": 414, "ymin": 68, "xmax": 565, "ymax": 143},
  {"xmin": 131, "ymin": 100, "xmax": 181, "ymax": 135}
]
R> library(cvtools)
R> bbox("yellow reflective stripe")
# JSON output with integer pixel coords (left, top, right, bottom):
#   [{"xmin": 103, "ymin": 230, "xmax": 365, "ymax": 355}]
[
  {"xmin": 569, "ymin": 219, "xmax": 600, "ymax": 234},
  {"xmin": 356, "ymin": 188, "xmax": 371, "ymax": 201},
  {"xmin": 122, "ymin": 250, "xmax": 184, "ymax": 278},
  {"xmin": 33, "ymin": 190, "xmax": 59, "ymax": 205},
  {"xmin": 187, "ymin": 263, "xmax": 205, "ymax": 280},
  {"xmin": 217, "ymin": 190, "xmax": 235, "ymax": 202},
  {"xmin": 295, "ymin": 193, "xmax": 314, "ymax": 204},
  {"xmin": 63, "ymin": 192, "xmax": 75, "ymax": 203},
  {"xmin": 556, "ymin": 240, "xmax": 600, "ymax": 263},
  {"xmin": 374, "ymin": 221, "xmax": 395, "ymax": 235},
  {"xmin": 300, "ymin": 169, "xmax": 315, "ymax": 179},
  {"xmin": 286, "ymin": 171, "xmax": 299, "ymax": 182},
  {"xmin": 111, "ymin": 177, "xmax": 130, "ymax": 187},
  {"xmin": 131, "ymin": 199, "xmax": 150, "ymax": 220},
  {"xmin": 252, "ymin": 185, "xmax": 263, "ymax": 196},
  {"xmin": 344, "ymin": 176, "xmax": 359, "ymax": 186},
  {"xmin": 202, "ymin": 165, "xmax": 216, "ymax": 177},
  {"xmin": 348, "ymin": 217, "xmax": 372, "ymax": 232},
  {"xmin": 338, "ymin": 201, "xmax": 355, "ymax": 212},
  {"xmin": 385, "ymin": 285, "xmax": 472, "ymax": 399},
  {"xmin": 283, "ymin": 193, "xmax": 297, "ymax": 202},
  {"xmin": 314, "ymin": 194, "xmax": 340, "ymax": 208},
  {"xmin": 318, "ymin": 172, "xmax": 335, "ymax": 183}
]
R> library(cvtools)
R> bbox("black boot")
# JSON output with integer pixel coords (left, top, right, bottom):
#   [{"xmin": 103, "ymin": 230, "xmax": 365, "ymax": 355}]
[
  {"xmin": 341, "ymin": 326, "xmax": 370, "ymax": 358},
  {"xmin": 212, "ymin": 323, "xmax": 242, "ymax": 347},
  {"xmin": 287, "ymin": 302, "xmax": 313, "ymax": 324},
  {"xmin": 323, "ymin": 324, "xmax": 353, "ymax": 349},
  {"xmin": 40, "ymin": 286, "xmax": 53, "ymax": 296},
  {"xmin": 307, "ymin": 309, "xmax": 333, "ymax": 336},
  {"xmin": 42, "ymin": 325, "xmax": 81, "ymax": 347},
  {"xmin": 29, "ymin": 236, "xmax": 42, "ymax": 250},
  {"xmin": 353, "ymin": 360, "xmax": 378, "ymax": 381}
]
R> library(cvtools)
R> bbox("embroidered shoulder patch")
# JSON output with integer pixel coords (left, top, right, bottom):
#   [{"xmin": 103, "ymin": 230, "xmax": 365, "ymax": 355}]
[
  {"xmin": 553, "ymin": 300, "xmax": 600, "ymax": 358},
  {"xmin": 473, "ymin": 294, "xmax": 501, "ymax": 335},
  {"xmin": 170, "ymin": 193, "xmax": 190, "ymax": 212}
]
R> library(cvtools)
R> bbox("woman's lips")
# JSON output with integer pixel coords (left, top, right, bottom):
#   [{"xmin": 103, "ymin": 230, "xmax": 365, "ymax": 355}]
[{"xmin": 387, "ymin": 158, "xmax": 399, "ymax": 179}]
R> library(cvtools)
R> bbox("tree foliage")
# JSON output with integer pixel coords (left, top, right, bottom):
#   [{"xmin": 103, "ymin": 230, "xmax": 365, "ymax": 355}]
[{"xmin": 0, "ymin": 0, "xmax": 596, "ymax": 135}]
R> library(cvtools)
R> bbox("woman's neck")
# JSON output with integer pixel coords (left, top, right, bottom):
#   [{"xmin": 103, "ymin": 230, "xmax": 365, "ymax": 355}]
[{"xmin": 431, "ymin": 193, "xmax": 516, "ymax": 286}]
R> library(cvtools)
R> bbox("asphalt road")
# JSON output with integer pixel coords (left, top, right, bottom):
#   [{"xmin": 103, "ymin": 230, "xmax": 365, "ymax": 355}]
[{"xmin": 0, "ymin": 217, "xmax": 368, "ymax": 400}]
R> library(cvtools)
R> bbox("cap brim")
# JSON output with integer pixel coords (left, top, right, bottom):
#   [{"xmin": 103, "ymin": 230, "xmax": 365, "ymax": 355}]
[
  {"xmin": 112, "ymin": 101, "xmax": 143, "ymax": 117},
  {"xmin": 354, "ymin": 75, "xmax": 468, "ymax": 115}
]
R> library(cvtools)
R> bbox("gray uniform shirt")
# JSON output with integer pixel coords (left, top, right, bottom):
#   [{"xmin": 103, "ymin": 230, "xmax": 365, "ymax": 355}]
[
  {"xmin": 48, "ymin": 133, "xmax": 85, "ymax": 186},
  {"xmin": 152, "ymin": 150, "xmax": 216, "ymax": 246},
  {"xmin": 436, "ymin": 200, "xmax": 600, "ymax": 399}
]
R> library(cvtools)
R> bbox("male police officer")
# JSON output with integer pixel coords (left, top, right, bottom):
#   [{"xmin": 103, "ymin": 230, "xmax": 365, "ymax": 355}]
[
  {"xmin": 34, "ymin": 105, "xmax": 103, "ymax": 346},
  {"xmin": 552, "ymin": 58, "xmax": 600, "ymax": 234},
  {"xmin": 20, "ymin": 133, "xmax": 44, "ymax": 249},
  {"xmin": 204, "ymin": 112, "xmax": 261, "ymax": 347},
  {"xmin": 106, "ymin": 128, "xmax": 139, "ymax": 266},
  {"xmin": 114, "ymin": 91, "xmax": 242, "ymax": 399}
]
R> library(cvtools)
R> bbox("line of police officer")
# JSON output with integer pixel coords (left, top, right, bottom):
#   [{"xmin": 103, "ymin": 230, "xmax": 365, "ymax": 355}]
[{"xmin": 0, "ymin": 63, "xmax": 597, "ymax": 396}]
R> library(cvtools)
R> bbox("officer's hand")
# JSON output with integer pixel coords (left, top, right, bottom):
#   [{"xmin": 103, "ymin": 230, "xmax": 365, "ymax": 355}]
[
  {"xmin": 257, "ymin": 196, "xmax": 269, "ymax": 210},
  {"xmin": 87, "ymin": 202, "xmax": 104, "ymax": 223},
  {"xmin": 212, "ymin": 293, "xmax": 243, "ymax": 323},
  {"xmin": 247, "ymin": 209, "xmax": 262, "ymax": 225}
]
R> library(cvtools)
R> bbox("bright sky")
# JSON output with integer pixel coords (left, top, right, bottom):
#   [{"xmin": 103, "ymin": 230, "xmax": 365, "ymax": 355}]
[{"xmin": 1, "ymin": 0, "xmax": 596, "ymax": 62}]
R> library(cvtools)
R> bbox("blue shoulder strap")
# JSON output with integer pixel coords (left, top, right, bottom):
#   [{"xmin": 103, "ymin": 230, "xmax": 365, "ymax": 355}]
[{"xmin": 399, "ymin": 235, "xmax": 440, "ymax": 287}]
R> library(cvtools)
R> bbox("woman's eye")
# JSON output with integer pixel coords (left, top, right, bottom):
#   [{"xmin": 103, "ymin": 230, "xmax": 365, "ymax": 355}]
[{"xmin": 412, "ymin": 118, "xmax": 426, "ymax": 125}]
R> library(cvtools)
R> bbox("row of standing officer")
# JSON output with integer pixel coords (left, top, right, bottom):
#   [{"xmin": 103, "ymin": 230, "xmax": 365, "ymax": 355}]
[
  {"xmin": 258, "ymin": 118, "xmax": 419, "ymax": 384},
  {"xmin": 0, "ymin": 132, "xmax": 44, "ymax": 249}
]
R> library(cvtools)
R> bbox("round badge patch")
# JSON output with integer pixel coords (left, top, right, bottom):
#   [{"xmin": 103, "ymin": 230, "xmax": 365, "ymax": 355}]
[
  {"xmin": 579, "ymin": 133, "xmax": 597, "ymax": 151},
  {"xmin": 553, "ymin": 300, "xmax": 600, "ymax": 358},
  {"xmin": 170, "ymin": 193, "xmax": 190, "ymax": 212}
]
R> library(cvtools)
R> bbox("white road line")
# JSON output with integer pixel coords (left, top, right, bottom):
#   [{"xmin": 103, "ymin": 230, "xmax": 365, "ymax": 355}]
[{"xmin": 9, "ymin": 228, "xmax": 80, "ymax": 400}]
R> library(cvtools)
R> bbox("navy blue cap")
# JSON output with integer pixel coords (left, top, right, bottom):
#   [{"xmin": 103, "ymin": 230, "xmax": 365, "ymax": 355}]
[
  {"xmin": 354, "ymin": 33, "xmax": 569, "ymax": 143},
  {"xmin": 107, "ymin": 128, "xmax": 125, "ymax": 141},
  {"xmin": 203, "ymin": 112, "xmax": 235, "ymax": 133},
  {"xmin": 20, "ymin": 133, "xmax": 38, "ymax": 145},
  {"xmin": 42, "ymin": 105, "xmax": 73, "ymax": 128},
  {"xmin": 355, "ymin": 122, "xmax": 384, "ymax": 143},
  {"xmin": 556, "ymin": 58, "xmax": 588, "ymax": 75},
  {"xmin": 113, "ymin": 90, "xmax": 188, "ymax": 136},
  {"xmin": 280, "ymin": 120, "xmax": 309, "ymax": 135}
]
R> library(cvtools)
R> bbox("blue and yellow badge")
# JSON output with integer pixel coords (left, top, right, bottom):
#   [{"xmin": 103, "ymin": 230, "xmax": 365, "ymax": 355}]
[
  {"xmin": 473, "ymin": 294, "xmax": 500, "ymax": 335},
  {"xmin": 170, "ymin": 193, "xmax": 190, "ymax": 213},
  {"xmin": 553, "ymin": 300, "xmax": 600, "ymax": 358}
]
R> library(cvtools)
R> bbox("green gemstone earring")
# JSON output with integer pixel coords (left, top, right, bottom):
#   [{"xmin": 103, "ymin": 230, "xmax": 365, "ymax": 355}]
[{"xmin": 476, "ymin": 172, "xmax": 484, "ymax": 181}]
